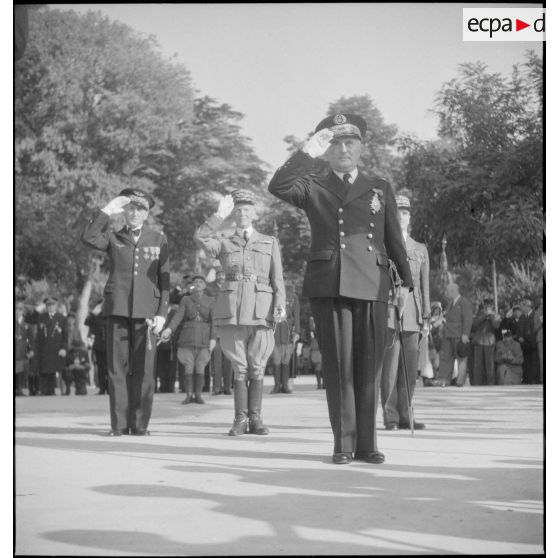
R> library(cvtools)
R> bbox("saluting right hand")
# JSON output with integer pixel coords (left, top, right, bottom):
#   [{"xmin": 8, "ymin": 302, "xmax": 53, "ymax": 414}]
[
  {"xmin": 303, "ymin": 129, "xmax": 334, "ymax": 158},
  {"xmin": 216, "ymin": 194, "xmax": 234, "ymax": 219},
  {"xmin": 101, "ymin": 196, "xmax": 130, "ymax": 216}
]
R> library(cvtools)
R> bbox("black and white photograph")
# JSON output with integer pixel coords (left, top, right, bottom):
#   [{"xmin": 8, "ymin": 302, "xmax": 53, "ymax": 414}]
[{"xmin": 13, "ymin": 3, "xmax": 547, "ymax": 555}]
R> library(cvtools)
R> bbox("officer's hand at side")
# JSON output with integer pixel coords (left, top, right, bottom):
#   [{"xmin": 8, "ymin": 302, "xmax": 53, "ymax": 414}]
[
  {"xmin": 303, "ymin": 129, "xmax": 334, "ymax": 158},
  {"xmin": 58, "ymin": 349, "xmax": 66, "ymax": 357},
  {"xmin": 273, "ymin": 306, "xmax": 287, "ymax": 322},
  {"xmin": 209, "ymin": 339, "xmax": 217, "ymax": 352},
  {"xmin": 216, "ymin": 195, "xmax": 234, "ymax": 219},
  {"xmin": 27, "ymin": 351, "xmax": 34, "ymax": 359},
  {"xmin": 152, "ymin": 316, "xmax": 165, "ymax": 335},
  {"xmin": 101, "ymin": 196, "xmax": 130, "ymax": 216},
  {"xmin": 160, "ymin": 328, "xmax": 172, "ymax": 343},
  {"xmin": 35, "ymin": 302, "xmax": 46, "ymax": 313},
  {"xmin": 461, "ymin": 334, "xmax": 470, "ymax": 344}
]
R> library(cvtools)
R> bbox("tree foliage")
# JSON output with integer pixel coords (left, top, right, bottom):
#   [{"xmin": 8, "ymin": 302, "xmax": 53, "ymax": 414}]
[
  {"xmin": 398, "ymin": 54, "xmax": 543, "ymax": 271},
  {"xmin": 15, "ymin": 7, "xmax": 267, "ymax": 296}
]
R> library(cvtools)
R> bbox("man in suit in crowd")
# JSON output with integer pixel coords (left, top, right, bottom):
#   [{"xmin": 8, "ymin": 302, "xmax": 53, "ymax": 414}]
[
  {"xmin": 381, "ymin": 194, "xmax": 430, "ymax": 431},
  {"xmin": 35, "ymin": 296, "xmax": 68, "ymax": 395},
  {"xmin": 85, "ymin": 298, "xmax": 108, "ymax": 395},
  {"xmin": 81, "ymin": 188, "xmax": 170, "ymax": 436},
  {"xmin": 517, "ymin": 298, "xmax": 540, "ymax": 384},
  {"xmin": 269, "ymin": 284, "xmax": 301, "ymax": 394},
  {"xmin": 194, "ymin": 189, "xmax": 286, "ymax": 436},
  {"xmin": 161, "ymin": 274, "xmax": 216, "ymax": 404},
  {"xmin": 436, "ymin": 283, "xmax": 473, "ymax": 387},
  {"xmin": 269, "ymin": 113, "xmax": 413, "ymax": 465}
]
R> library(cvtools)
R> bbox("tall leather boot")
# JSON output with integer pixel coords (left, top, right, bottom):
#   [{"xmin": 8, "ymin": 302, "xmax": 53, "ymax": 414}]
[
  {"xmin": 182, "ymin": 374, "xmax": 193, "ymax": 404},
  {"xmin": 280, "ymin": 364, "xmax": 292, "ymax": 393},
  {"xmin": 193, "ymin": 374, "xmax": 205, "ymax": 404},
  {"xmin": 269, "ymin": 363, "xmax": 281, "ymax": 394},
  {"xmin": 229, "ymin": 379, "xmax": 248, "ymax": 436},
  {"xmin": 248, "ymin": 379, "xmax": 269, "ymax": 435}
]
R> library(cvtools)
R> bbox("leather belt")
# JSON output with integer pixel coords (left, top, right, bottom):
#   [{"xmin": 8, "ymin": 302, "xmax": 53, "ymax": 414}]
[{"xmin": 225, "ymin": 273, "xmax": 270, "ymax": 286}]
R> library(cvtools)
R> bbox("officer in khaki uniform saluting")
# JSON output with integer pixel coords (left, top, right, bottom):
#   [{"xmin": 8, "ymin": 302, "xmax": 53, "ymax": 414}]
[
  {"xmin": 269, "ymin": 114, "xmax": 413, "ymax": 465},
  {"xmin": 381, "ymin": 194, "xmax": 430, "ymax": 431},
  {"xmin": 194, "ymin": 189, "xmax": 286, "ymax": 436},
  {"xmin": 81, "ymin": 188, "xmax": 170, "ymax": 436}
]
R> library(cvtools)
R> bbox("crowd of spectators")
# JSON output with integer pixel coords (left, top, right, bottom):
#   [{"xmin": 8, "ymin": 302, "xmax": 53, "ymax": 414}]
[{"xmin": 422, "ymin": 289, "xmax": 543, "ymax": 387}]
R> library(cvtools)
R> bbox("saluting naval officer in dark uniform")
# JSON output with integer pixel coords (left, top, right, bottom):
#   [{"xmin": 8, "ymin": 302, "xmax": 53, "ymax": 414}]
[
  {"xmin": 269, "ymin": 114, "xmax": 413, "ymax": 464},
  {"xmin": 81, "ymin": 189, "xmax": 170, "ymax": 436},
  {"xmin": 194, "ymin": 189, "xmax": 286, "ymax": 436}
]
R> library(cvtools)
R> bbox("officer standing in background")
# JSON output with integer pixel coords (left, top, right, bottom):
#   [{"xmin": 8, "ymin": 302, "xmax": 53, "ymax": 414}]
[
  {"xmin": 269, "ymin": 114, "xmax": 413, "ymax": 465},
  {"xmin": 194, "ymin": 189, "xmax": 286, "ymax": 436},
  {"xmin": 36, "ymin": 296, "xmax": 68, "ymax": 395},
  {"xmin": 160, "ymin": 274, "xmax": 216, "ymax": 404},
  {"xmin": 269, "ymin": 284, "xmax": 301, "ymax": 394},
  {"xmin": 81, "ymin": 188, "xmax": 170, "ymax": 436},
  {"xmin": 381, "ymin": 194, "xmax": 430, "ymax": 431},
  {"xmin": 85, "ymin": 298, "xmax": 108, "ymax": 395}
]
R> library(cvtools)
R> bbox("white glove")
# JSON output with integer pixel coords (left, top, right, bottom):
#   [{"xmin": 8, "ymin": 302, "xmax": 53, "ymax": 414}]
[
  {"xmin": 58, "ymin": 349, "xmax": 67, "ymax": 358},
  {"xmin": 160, "ymin": 328, "xmax": 172, "ymax": 343},
  {"xmin": 302, "ymin": 129, "xmax": 334, "ymax": 158},
  {"xmin": 209, "ymin": 339, "xmax": 217, "ymax": 352},
  {"xmin": 216, "ymin": 194, "xmax": 234, "ymax": 219},
  {"xmin": 101, "ymin": 196, "xmax": 130, "ymax": 216},
  {"xmin": 152, "ymin": 316, "xmax": 166, "ymax": 335},
  {"xmin": 273, "ymin": 306, "xmax": 287, "ymax": 322}
]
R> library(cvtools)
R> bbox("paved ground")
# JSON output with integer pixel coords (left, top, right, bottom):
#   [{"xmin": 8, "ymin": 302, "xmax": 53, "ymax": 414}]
[{"xmin": 15, "ymin": 376, "xmax": 544, "ymax": 556}]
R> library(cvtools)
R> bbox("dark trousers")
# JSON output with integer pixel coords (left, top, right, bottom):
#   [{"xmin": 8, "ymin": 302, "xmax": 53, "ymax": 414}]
[
  {"xmin": 156, "ymin": 348, "xmax": 176, "ymax": 393},
  {"xmin": 39, "ymin": 374, "xmax": 57, "ymax": 395},
  {"xmin": 381, "ymin": 330, "xmax": 419, "ymax": 427},
  {"xmin": 472, "ymin": 345, "xmax": 495, "ymax": 385},
  {"xmin": 28, "ymin": 374, "xmax": 39, "ymax": 395},
  {"xmin": 106, "ymin": 317, "xmax": 156, "ymax": 431},
  {"xmin": 94, "ymin": 350, "xmax": 108, "ymax": 394},
  {"xmin": 523, "ymin": 349, "xmax": 540, "ymax": 384},
  {"xmin": 310, "ymin": 297, "xmax": 387, "ymax": 454},
  {"xmin": 212, "ymin": 340, "xmax": 233, "ymax": 392}
]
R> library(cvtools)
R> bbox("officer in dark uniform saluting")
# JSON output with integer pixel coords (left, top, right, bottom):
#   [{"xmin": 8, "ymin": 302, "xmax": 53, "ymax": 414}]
[
  {"xmin": 269, "ymin": 114, "xmax": 413, "ymax": 465},
  {"xmin": 81, "ymin": 188, "xmax": 170, "ymax": 436}
]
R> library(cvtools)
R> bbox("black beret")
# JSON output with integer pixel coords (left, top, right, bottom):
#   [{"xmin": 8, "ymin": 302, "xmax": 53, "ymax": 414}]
[
  {"xmin": 44, "ymin": 296, "xmax": 58, "ymax": 304},
  {"xmin": 191, "ymin": 274, "xmax": 207, "ymax": 282},
  {"xmin": 119, "ymin": 188, "xmax": 155, "ymax": 210},
  {"xmin": 315, "ymin": 113, "xmax": 367, "ymax": 140}
]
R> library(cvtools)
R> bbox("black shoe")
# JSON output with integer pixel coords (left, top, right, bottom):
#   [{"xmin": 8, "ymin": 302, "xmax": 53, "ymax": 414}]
[
  {"xmin": 248, "ymin": 415, "xmax": 269, "ymax": 435},
  {"xmin": 193, "ymin": 394, "xmax": 205, "ymax": 404},
  {"xmin": 385, "ymin": 423, "xmax": 399, "ymax": 431},
  {"xmin": 228, "ymin": 415, "xmax": 248, "ymax": 436},
  {"xmin": 132, "ymin": 429, "xmax": 150, "ymax": 436},
  {"xmin": 212, "ymin": 390, "xmax": 223, "ymax": 396},
  {"xmin": 181, "ymin": 395, "xmax": 193, "ymax": 405},
  {"xmin": 281, "ymin": 387, "xmax": 293, "ymax": 394},
  {"xmin": 223, "ymin": 390, "xmax": 232, "ymax": 395},
  {"xmin": 270, "ymin": 385, "xmax": 281, "ymax": 394},
  {"xmin": 354, "ymin": 451, "xmax": 385, "ymax": 464},
  {"xmin": 399, "ymin": 421, "xmax": 426, "ymax": 430},
  {"xmin": 332, "ymin": 452, "xmax": 353, "ymax": 465},
  {"xmin": 107, "ymin": 428, "xmax": 129, "ymax": 437}
]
